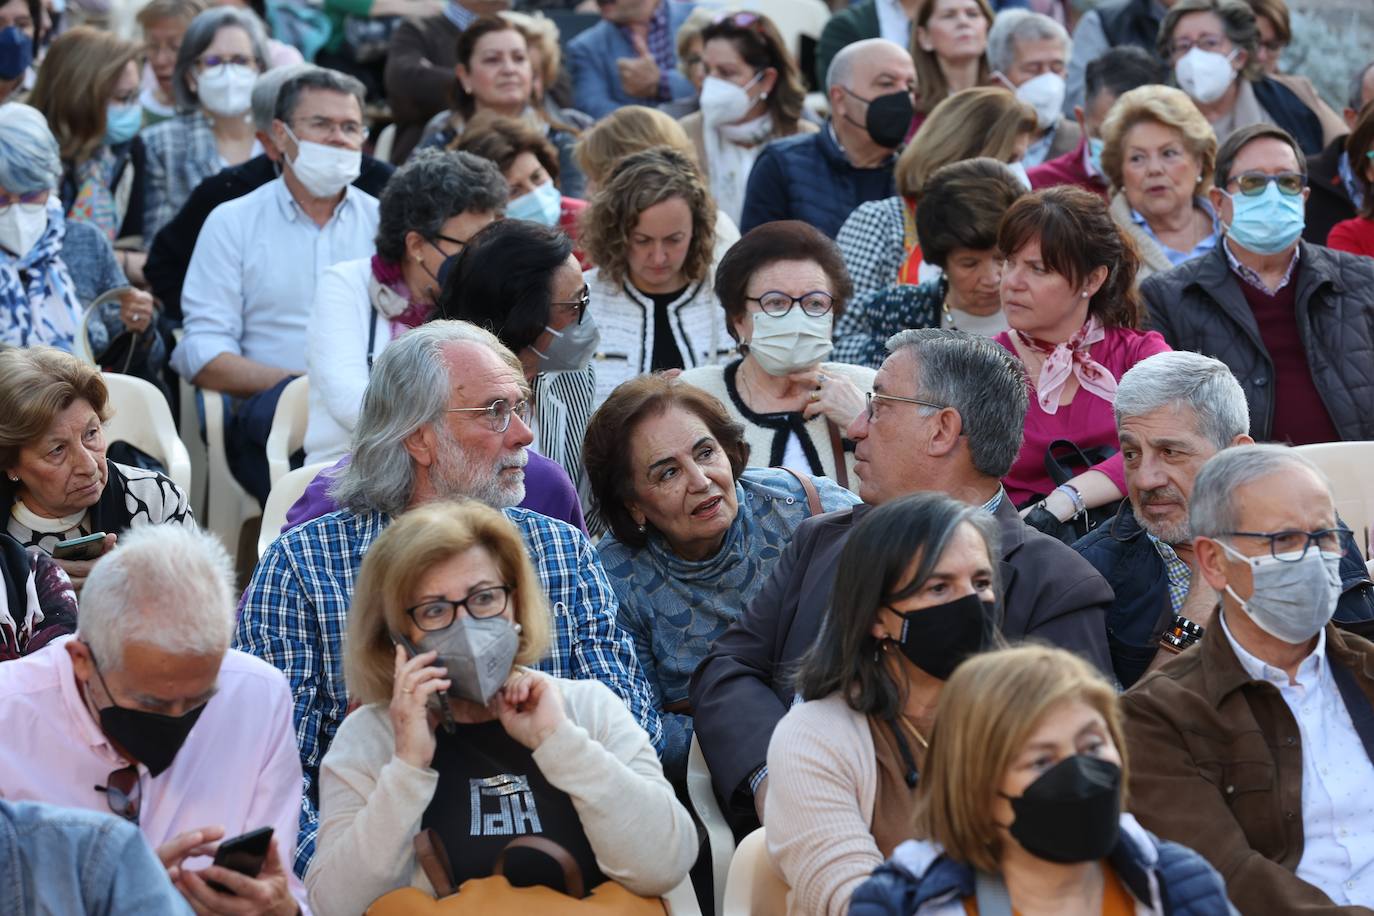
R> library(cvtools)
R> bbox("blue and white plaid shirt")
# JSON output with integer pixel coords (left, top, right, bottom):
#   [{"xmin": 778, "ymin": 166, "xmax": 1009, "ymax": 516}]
[
  {"xmin": 233, "ymin": 505, "xmax": 663, "ymax": 877},
  {"xmin": 1148, "ymin": 533, "xmax": 1191, "ymax": 616}
]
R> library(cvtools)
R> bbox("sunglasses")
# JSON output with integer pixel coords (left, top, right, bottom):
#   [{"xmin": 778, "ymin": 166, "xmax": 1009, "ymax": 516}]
[
  {"xmin": 1227, "ymin": 171, "xmax": 1305, "ymax": 197},
  {"xmin": 95, "ymin": 764, "xmax": 141, "ymax": 824}
]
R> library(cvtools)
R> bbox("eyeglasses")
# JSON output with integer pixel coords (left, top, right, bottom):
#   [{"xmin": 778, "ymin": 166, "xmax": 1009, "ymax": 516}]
[
  {"xmin": 292, "ymin": 115, "xmax": 369, "ymax": 144},
  {"xmin": 197, "ymin": 53, "xmax": 256, "ymax": 73},
  {"xmin": 1258, "ymin": 39, "xmax": 1287, "ymax": 56},
  {"xmin": 0, "ymin": 189, "xmax": 47, "ymax": 208},
  {"xmin": 446, "ymin": 397, "xmax": 530, "ymax": 433},
  {"xmin": 551, "ymin": 284, "xmax": 590, "ymax": 324},
  {"xmin": 405, "ymin": 585, "xmax": 515, "ymax": 631},
  {"xmin": 746, "ymin": 291, "xmax": 834, "ymax": 317},
  {"xmin": 865, "ymin": 391, "xmax": 945, "ymax": 422},
  {"xmin": 1224, "ymin": 528, "xmax": 1344, "ymax": 562},
  {"xmin": 1227, "ymin": 171, "xmax": 1306, "ymax": 197},
  {"xmin": 95, "ymin": 764, "xmax": 141, "ymax": 824},
  {"xmin": 1166, "ymin": 34, "xmax": 1228, "ymax": 59}
]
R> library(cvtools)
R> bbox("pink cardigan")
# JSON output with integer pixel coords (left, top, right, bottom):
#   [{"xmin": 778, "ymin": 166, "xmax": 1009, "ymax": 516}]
[{"xmin": 995, "ymin": 326, "xmax": 1172, "ymax": 507}]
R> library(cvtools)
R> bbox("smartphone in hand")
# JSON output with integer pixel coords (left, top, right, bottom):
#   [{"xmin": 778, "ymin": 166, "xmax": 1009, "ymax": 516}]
[
  {"xmin": 52, "ymin": 532, "xmax": 108, "ymax": 561},
  {"xmin": 206, "ymin": 827, "xmax": 273, "ymax": 894}
]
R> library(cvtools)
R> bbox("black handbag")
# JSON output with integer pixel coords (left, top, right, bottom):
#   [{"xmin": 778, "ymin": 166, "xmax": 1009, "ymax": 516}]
[{"xmin": 1020, "ymin": 439, "xmax": 1124, "ymax": 545}]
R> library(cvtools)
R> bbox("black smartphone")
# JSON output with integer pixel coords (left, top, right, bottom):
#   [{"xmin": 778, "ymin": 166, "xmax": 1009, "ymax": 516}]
[
  {"xmin": 395, "ymin": 634, "xmax": 456, "ymax": 733},
  {"xmin": 206, "ymin": 826, "xmax": 273, "ymax": 894},
  {"xmin": 52, "ymin": 531, "xmax": 107, "ymax": 561}
]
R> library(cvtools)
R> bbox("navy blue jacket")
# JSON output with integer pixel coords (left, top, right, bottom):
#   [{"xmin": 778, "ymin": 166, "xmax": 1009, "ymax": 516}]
[
  {"xmin": 1074, "ymin": 503, "xmax": 1374, "ymax": 689},
  {"xmin": 739, "ymin": 124, "xmax": 896, "ymax": 239},
  {"xmin": 851, "ymin": 815, "xmax": 1236, "ymax": 916},
  {"xmin": 1252, "ymin": 76, "xmax": 1324, "ymax": 155}
]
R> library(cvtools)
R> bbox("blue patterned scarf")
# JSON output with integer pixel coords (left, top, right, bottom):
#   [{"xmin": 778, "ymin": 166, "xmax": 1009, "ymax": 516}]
[{"xmin": 0, "ymin": 201, "xmax": 82, "ymax": 351}]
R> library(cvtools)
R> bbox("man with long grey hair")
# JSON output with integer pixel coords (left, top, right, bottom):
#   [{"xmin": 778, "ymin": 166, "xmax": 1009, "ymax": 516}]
[
  {"xmin": 1076, "ymin": 351, "xmax": 1374, "ymax": 688},
  {"xmin": 236, "ymin": 320, "xmax": 660, "ymax": 878},
  {"xmin": 1123, "ymin": 444, "xmax": 1374, "ymax": 915},
  {"xmin": 0, "ymin": 524, "xmax": 306, "ymax": 915}
]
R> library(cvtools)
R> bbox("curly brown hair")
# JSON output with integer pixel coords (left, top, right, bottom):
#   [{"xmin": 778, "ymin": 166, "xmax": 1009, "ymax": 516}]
[{"xmin": 579, "ymin": 146, "xmax": 717, "ymax": 288}]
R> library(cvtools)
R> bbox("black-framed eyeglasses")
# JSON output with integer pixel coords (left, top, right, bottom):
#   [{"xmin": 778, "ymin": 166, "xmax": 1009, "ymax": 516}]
[
  {"xmin": 431, "ymin": 233, "xmax": 468, "ymax": 252},
  {"xmin": 446, "ymin": 397, "xmax": 530, "ymax": 433},
  {"xmin": 1228, "ymin": 171, "xmax": 1305, "ymax": 197},
  {"xmin": 746, "ymin": 291, "xmax": 834, "ymax": 317},
  {"xmin": 405, "ymin": 585, "xmax": 515, "ymax": 631},
  {"xmin": 1225, "ymin": 528, "xmax": 1344, "ymax": 562},
  {"xmin": 551, "ymin": 284, "xmax": 590, "ymax": 324},
  {"xmin": 865, "ymin": 391, "xmax": 946, "ymax": 422},
  {"xmin": 95, "ymin": 763, "xmax": 140, "ymax": 824}
]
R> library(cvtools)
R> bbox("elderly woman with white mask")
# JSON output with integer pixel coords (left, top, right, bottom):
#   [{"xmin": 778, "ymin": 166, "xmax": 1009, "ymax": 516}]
[{"xmin": 680, "ymin": 221, "xmax": 871, "ymax": 491}]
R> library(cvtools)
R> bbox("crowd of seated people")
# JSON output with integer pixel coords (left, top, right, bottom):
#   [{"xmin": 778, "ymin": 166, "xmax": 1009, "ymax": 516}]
[{"xmin": 1, "ymin": 0, "xmax": 1373, "ymax": 913}]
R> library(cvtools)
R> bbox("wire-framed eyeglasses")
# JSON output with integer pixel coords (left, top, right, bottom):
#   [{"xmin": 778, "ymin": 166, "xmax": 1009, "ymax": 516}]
[
  {"xmin": 865, "ymin": 391, "xmax": 945, "ymax": 422},
  {"xmin": 446, "ymin": 398, "xmax": 530, "ymax": 433}
]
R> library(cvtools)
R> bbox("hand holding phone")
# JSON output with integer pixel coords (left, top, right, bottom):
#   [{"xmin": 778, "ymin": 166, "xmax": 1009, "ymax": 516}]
[
  {"xmin": 52, "ymin": 531, "xmax": 109, "ymax": 561},
  {"xmin": 205, "ymin": 827, "xmax": 273, "ymax": 894},
  {"xmin": 390, "ymin": 640, "xmax": 452, "ymax": 769}
]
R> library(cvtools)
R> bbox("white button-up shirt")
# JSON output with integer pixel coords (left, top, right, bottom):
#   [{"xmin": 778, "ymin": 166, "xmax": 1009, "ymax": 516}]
[
  {"xmin": 171, "ymin": 177, "xmax": 380, "ymax": 382},
  {"xmin": 1220, "ymin": 612, "xmax": 1374, "ymax": 905},
  {"xmin": 875, "ymin": 0, "xmax": 914, "ymax": 49}
]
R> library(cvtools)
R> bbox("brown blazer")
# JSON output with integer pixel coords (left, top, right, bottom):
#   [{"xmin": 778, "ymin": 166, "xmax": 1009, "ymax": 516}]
[{"xmin": 1122, "ymin": 620, "xmax": 1374, "ymax": 916}]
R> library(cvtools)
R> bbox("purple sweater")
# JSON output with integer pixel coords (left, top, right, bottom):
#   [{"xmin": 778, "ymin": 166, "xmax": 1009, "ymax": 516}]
[{"xmin": 283, "ymin": 450, "xmax": 588, "ymax": 534}]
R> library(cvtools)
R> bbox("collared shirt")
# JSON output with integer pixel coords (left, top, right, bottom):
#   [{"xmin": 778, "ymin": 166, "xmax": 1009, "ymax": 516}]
[
  {"xmin": 1130, "ymin": 197, "xmax": 1221, "ymax": 267},
  {"xmin": 1148, "ymin": 534, "xmax": 1190, "ymax": 615},
  {"xmin": 1338, "ymin": 150, "xmax": 1365, "ymax": 211},
  {"xmin": 875, "ymin": 0, "xmax": 914, "ymax": 48},
  {"xmin": 981, "ymin": 488, "xmax": 1005, "ymax": 515},
  {"xmin": 619, "ymin": 0, "xmax": 673, "ymax": 102},
  {"xmin": 171, "ymin": 177, "xmax": 380, "ymax": 381},
  {"xmin": 1223, "ymin": 235, "xmax": 1301, "ymax": 296},
  {"xmin": 1023, "ymin": 123, "xmax": 1057, "ymax": 169},
  {"xmin": 1219, "ymin": 613, "xmax": 1374, "ymax": 905},
  {"xmin": 443, "ymin": 0, "xmax": 477, "ymax": 30},
  {"xmin": 0, "ymin": 638, "xmax": 309, "ymax": 910},
  {"xmin": 234, "ymin": 505, "xmax": 661, "ymax": 876}
]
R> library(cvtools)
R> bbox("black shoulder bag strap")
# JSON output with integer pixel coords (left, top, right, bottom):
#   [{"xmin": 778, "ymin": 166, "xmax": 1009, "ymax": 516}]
[{"xmin": 1330, "ymin": 656, "xmax": 1374, "ymax": 765}]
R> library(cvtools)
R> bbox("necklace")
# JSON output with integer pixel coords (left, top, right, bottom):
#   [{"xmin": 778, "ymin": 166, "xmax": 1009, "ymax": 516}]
[
  {"xmin": 897, "ymin": 714, "xmax": 929, "ymax": 750},
  {"xmin": 942, "ymin": 299, "xmax": 957, "ymax": 331}
]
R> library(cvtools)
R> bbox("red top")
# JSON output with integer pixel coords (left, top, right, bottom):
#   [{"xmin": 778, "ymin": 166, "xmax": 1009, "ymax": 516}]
[
  {"xmin": 1027, "ymin": 134, "xmax": 1110, "ymax": 202},
  {"xmin": 995, "ymin": 325, "xmax": 1172, "ymax": 506},
  {"xmin": 1236, "ymin": 266, "xmax": 1339, "ymax": 445},
  {"xmin": 559, "ymin": 196, "xmax": 591, "ymax": 269},
  {"xmin": 1326, "ymin": 216, "xmax": 1374, "ymax": 260}
]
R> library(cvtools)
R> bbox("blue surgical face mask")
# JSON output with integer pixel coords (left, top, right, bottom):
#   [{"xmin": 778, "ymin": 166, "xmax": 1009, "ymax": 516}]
[
  {"xmin": 507, "ymin": 180, "xmax": 562, "ymax": 227},
  {"xmin": 1086, "ymin": 137, "xmax": 1104, "ymax": 177},
  {"xmin": 104, "ymin": 102, "xmax": 143, "ymax": 146},
  {"xmin": 1224, "ymin": 182, "xmax": 1306, "ymax": 255},
  {"xmin": 0, "ymin": 25, "xmax": 32, "ymax": 81}
]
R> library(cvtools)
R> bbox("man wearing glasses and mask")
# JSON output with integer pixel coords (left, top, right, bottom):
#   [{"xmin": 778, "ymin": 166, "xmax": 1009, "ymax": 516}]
[
  {"xmin": 236, "ymin": 320, "xmax": 660, "ymax": 879},
  {"xmin": 1142, "ymin": 123, "xmax": 1374, "ymax": 445},
  {"xmin": 1123, "ymin": 444, "xmax": 1374, "ymax": 915},
  {"xmin": 0, "ymin": 524, "xmax": 306, "ymax": 915}
]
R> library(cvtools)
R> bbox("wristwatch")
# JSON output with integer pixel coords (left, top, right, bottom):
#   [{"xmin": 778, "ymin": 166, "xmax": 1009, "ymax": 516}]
[{"xmin": 1159, "ymin": 614, "xmax": 1205, "ymax": 653}]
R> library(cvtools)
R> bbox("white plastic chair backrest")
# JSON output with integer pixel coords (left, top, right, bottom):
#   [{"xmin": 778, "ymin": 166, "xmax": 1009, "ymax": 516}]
[
  {"xmin": 662, "ymin": 875, "xmax": 703, "ymax": 916},
  {"xmin": 1291, "ymin": 441, "xmax": 1374, "ymax": 556},
  {"xmin": 265, "ymin": 376, "xmax": 310, "ymax": 487},
  {"xmin": 258, "ymin": 461, "xmax": 332, "ymax": 558},
  {"xmin": 722, "ymin": 827, "xmax": 788, "ymax": 916},
  {"xmin": 736, "ymin": 0, "xmax": 829, "ymax": 62},
  {"xmin": 100, "ymin": 372, "xmax": 193, "ymax": 496},
  {"xmin": 373, "ymin": 121, "xmax": 397, "ymax": 164},
  {"xmin": 687, "ymin": 733, "xmax": 735, "ymax": 916}
]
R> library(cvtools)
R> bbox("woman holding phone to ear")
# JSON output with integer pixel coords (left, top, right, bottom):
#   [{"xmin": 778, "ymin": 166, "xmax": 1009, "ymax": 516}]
[{"xmin": 306, "ymin": 500, "xmax": 695, "ymax": 915}]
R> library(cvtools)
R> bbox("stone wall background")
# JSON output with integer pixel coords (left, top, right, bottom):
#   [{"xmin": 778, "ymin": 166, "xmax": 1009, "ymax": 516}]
[{"xmin": 1285, "ymin": 0, "xmax": 1374, "ymax": 111}]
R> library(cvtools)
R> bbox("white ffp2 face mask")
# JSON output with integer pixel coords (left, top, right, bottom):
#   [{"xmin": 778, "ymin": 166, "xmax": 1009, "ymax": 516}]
[
  {"xmin": 747, "ymin": 309, "xmax": 833, "ymax": 376},
  {"xmin": 1015, "ymin": 71, "xmax": 1067, "ymax": 131},
  {"xmin": 1174, "ymin": 47, "xmax": 1237, "ymax": 104},
  {"xmin": 284, "ymin": 126, "xmax": 362, "ymax": 198},
  {"xmin": 0, "ymin": 202, "xmax": 48, "ymax": 258},
  {"xmin": 195, "ymin": 63, "xmax": 256, "ymax": 117},
  {"xmin": 699, "ymin": 73, "xmax": 762, "ymax": 126}
]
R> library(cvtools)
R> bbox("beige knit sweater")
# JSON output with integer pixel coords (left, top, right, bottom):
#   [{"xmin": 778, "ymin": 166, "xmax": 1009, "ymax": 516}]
[
  {"xmin": 305, "ymin": 675, "xmax": 698, "ymax": 916},
  {"xmin": 765, "ymin": 693, "xmax": 882, "ymax": 916}
]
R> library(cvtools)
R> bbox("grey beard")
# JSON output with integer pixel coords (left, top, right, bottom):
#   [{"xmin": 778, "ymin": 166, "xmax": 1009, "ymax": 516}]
[{"xmin": 432, "ymin": 427, "xmax": 527, "ymax": 509}]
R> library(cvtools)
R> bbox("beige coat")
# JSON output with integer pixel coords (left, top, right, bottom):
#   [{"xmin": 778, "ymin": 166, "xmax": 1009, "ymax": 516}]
[{"xmin": 1110, "ymin": 191, "xmax": 1177, "ymax": 285}]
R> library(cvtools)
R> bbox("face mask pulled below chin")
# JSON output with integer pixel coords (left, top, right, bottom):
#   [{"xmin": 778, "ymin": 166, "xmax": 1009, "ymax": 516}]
[
  {"xmin": 1224, "ymin": 183, "xmax": 1305, "ymax": 255},
  {"xmin": 746, "ymin": 308, "xmax": 833, "ymax": 376},
  {"xmin": 507, "ymin": 181, "xmax": 562, "ymax": 227},
  {"xmin": 892, "ymin": 592, "xmax": 995, "ymax": 680},
  {"xmin": 0, "ymin": 201, "xmax": 48, "ymax": 258},
  {"xmin": 1013, "ymin": 71, "xmax": 1066, "ymax": 132},
  {"xmin": 411, "ymin": 617, "xmax": 520, "ymax": 706},
  {"xmin": 91, "ymin": 658, "xmax": 206, "ymax": 778},
  {"xmin": 1174, "ymin": 46, "xmax": 1237, "ymax": 104},
  {"xmin": 1219, "ymin": 540, "xmax": 1341, "ymax": 643},
  {"xmin": 853, "ymin": 89, "xmax": 914, "ymax": 150},
  {"xmin": 195, "ymin": 62, "xmax": 256, "ymax": 117},
  {"xmin": 1004, "ymin": 755, "xmax": 1122, "ymax": 864},
  {"xmin": 285, "ymin": 126, "xmax": 361, "ymax": 198},
  {"xmin": 533, "ymin": 312, "xmax": 600, "ymax": 372}
]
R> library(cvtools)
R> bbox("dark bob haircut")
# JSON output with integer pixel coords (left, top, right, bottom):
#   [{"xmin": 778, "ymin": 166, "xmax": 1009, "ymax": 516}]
[
  {"xmin": 794, "ymin": 492, "xmax": 1003, "ymax": 718},
  {"xmin": 996, "ymin": 185, "xmax": 1143, "ymax": 330},
  {"xmin": 582, "ymin": 374, "xmax": 750, "ymax": 548},
  {"xmin": 714, "ymin": 220, "xmax": 854, "ymax": 342},
  {"xmin": 435, "ymin": 219, "xmax": 574, "ymax": 354},
  {"xmin": 916, "ymin": 157, "xmax": 1026, "ymax": 270}
]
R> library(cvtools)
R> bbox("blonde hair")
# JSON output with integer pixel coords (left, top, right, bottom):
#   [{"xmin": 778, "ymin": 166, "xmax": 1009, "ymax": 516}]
[
  {"xmin": 136, "ymin": 0, "xmax": 207, "ymax": 30},
  {"xmin": 29, "ymin": 26, "xmax": 142, "ymax": 163},
  {"xmin": 344, "ymin": 500, "xmax": 552, "ymax": 706},
  {"xmin": 912, "ymin": 0, "xmax": 995, "ymax": 115},
  {"xmin": 895, "ymin": 87, "xmax": 1036, "ymax": 197},
  {"xmin": 573, "ymin": 105, "xmax": 699, "ymax": 189},
  {"xmin": 0, "ymin": 346, "xmax": 111, "ymax": 472},
  {"xmin": 912, "ymin": 645, "xmax": 1127, "ymax": 872},
  {"xmin": 1099, "ymin": 84, "xmax": 1218, "ymax": 193}
]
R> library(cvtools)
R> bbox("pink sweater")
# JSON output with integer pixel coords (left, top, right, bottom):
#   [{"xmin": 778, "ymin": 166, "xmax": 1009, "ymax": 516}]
[{"xmin": 995, "ymin": 326, "xmax": 1172, "ymax": 507}]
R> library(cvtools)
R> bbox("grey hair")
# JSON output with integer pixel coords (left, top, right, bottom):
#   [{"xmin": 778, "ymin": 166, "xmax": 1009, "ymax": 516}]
[
  {"xmin": 885, "ymin": 328, "xmax": 1030, "ymax": 479},
  {"xmin": 826, "ymin": 37, "xmax": 904, "ymax": 93},
  {"xmin": 1349, "ymin": 60, "xmax": 1374, "ymax": 112},
  {"xmin": 274, "ymin": 67, "xmax": 367, "ymax": 125},
  {"xmin": 251, "ymin": 63, "xmax": 318, "ymax": 134},
  {"xmin": 374, "ymin": 150, "xmax": 508, "ymax": 263},
  {"xmin": 986, "ymin": 9, "xmax": 1071, "ymax": 75},
  {"xmin": 77, "ymin": 524, "xmax": 235, "ymax": 671},
  {"xmin": 1190, "ymin": 444, "xmax": 1332, "ymax": 540},
  {"xmin": 0, "ymin": 103, "xmax": 60, "ymax": 194},
  {"xmin": 1158, "ymin": 0, "xmax": 1261, "ymax": 81},
  {"xmin": 174, "ymin": 6, "xmax": 270, "ymax": 112},
  {"xmin": 331, "ymin": 320, "xmax": 522, "ymax": 517},
  {"xmin": 1113, "ymin": 351, "xmax": 1249, "ymax": 450}
]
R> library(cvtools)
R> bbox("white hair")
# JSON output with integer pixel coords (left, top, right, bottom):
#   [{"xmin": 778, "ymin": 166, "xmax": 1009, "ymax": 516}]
[
  {"xmin": 1189, "ymin": 444, "xmax": 1332, "ymax": 540},
  {"xmin": 986, "ymin": 9, "xmax": 1071, "ymax": 75},
  {"xmin": 77, "ymin": 524, "xmax": 235, "ymax": 671}
]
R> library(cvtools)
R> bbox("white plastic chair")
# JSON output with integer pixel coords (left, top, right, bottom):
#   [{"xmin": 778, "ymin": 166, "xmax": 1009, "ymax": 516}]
[
  {"xmin": 74, "ymin": 288, "xmax": 137, "ymax": 367},
  {"xmin": 100, "ymin": 372, "xmax": 193, "ymax": 496},
  {"xmin": 265, "ymin": 376, "xmax": 310, "ymax": 488},
  {"xmin": 721, "ymin": 828, "xmax": 789, "ymax": 916},
  {"xmin": 176, "ymin": 365, "xmax": 208, "ymax": 521},
  {"xmin": 739, "ymin": 0, "xmax": 828, "ymax": 67},
  {"xmin": 202, "ymin": 388, "xmax": 262, "ymax": 563},
  {"xmin": 663, "ymin": 875, "xmax": 704, "ymax": 916},
  {"xmin": 258, "ymin": 461, "xmax": 332, "ymax": 558},
  {"xmin": 372, "ymin": 122, "xmax": 397, "ymax": 164},
  {"xmin": 1292, "ymin": 441, "xmax": 1374, "ymax": 556},
  {"xmin": 687, "ymin": 734, "xmax": 735, "ymax": 916}
]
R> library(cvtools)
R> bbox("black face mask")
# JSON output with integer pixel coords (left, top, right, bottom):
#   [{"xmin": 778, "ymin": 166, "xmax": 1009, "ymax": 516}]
[
  {"xmin": 91, "ymin": 656, "xmax": 207, "ymax": 778},
  {"xmin": 844, "ymin": 88, "xmax": 915, "ymax": 149},
  {"xmin": 892, "ymin": 592, "xmax": 995, "ymax": 680},
  {"xmin": 1003, "ymin": 755, "xmax": 1122, "ymax": 864}
]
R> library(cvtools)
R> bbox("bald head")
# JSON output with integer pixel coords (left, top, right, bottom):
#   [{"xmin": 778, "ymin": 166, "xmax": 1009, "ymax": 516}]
[{"xmin": 827, "ymin": 38, "xmax": 915, "ymax": 94}]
